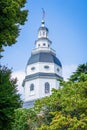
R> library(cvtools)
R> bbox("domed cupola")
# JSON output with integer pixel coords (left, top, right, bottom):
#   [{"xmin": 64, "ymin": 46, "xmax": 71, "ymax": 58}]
[
  {"xmin": 28, "ymin": 16, "xmax": 62, "ymax": 68},
  {"xmin": 38, "ymin": 20, "xmax": 48, "ymax": 38},
  {"xmin": 22, "ymin": 11, "xmax": 63, "ymax": 108},
  {"xmin": 35, "ymin": 18, "xmax": 52, "ymax": 49}
]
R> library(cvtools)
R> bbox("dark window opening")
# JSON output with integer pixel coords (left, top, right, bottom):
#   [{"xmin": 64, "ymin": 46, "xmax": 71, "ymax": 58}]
[
  {"xmin": 44, "ymin": 65, "xmax": 49, "ymax": 69},
  {"xmin": 31, "ymin": 67, "xmax": 35, "ymax": 70},
  {"xmin": 57, "ymin": 68, "xmax": 60, "ymax": 72},
  {"xmin": 43, "ymin": 43, "xmax": 46, "ymax": 46},
  {"xmin": 43, "ymin": 32, "xmax": 45, "ymax": 36},
  {"xmin": 45, "ymin": 82, "xmax": 50, "ymax": 93},
  {"xmin": 30, "ymin": 84, "xmax": 34, "ymax": 91}
]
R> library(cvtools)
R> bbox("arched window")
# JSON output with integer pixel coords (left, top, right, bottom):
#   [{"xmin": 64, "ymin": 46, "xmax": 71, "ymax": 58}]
[
  {"xmin": 45, "ymin": 82, "xmax": 50, "ymax": 93},
  {"xmin": 43, "ymin": 31, "xmax": 45, "ymax": 36},
  {"xmin": 30, "ymin": 84, "xmax": 34, "ymax": 91},
  {"xmin": 38, "ymin": 44, "xmax": 40, "ymax": 47}
]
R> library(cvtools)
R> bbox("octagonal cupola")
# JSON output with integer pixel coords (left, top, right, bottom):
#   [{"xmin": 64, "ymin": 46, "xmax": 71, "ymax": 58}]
[
  {"xmin": 35, "ymin": 19, "xmax": 52, "ymax": 49},
  {"xmin": 38, "ymin": 20, "xmax": 48, "ymax": 38},
  {"xmin": 22, "ymin": 10, "xmax": 63, "ymax": 108}
]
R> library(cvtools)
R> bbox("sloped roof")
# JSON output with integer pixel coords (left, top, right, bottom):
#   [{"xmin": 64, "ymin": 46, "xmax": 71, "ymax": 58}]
[{"xmin": 27, "ymin": 52, "xmax": 62, "ymax": 67}]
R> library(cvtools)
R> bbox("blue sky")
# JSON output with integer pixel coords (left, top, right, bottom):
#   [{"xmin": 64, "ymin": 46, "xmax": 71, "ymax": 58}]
[{"xmin": 1, "ymin": 0, "xmax": 87, "ymax": 93}]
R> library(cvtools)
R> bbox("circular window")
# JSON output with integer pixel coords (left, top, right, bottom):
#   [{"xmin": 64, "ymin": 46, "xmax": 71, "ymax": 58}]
[
  {"xmin": 43, "ymin": 43, "xmax": 46, "ymax": 46},
  {"xmin": 57, "ymin": 68, "xmax": 60, "ymax": 72},
  {"xmin": 44, "ymin": 65, "xmax": 49, "ymax": 69},
  {"xmin": 31, "ymin": 67, "xmax": 35, "ymax": 70}
]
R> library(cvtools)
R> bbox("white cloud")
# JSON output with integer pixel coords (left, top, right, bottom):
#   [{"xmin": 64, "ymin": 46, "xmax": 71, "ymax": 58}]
[
  {"xmin": 12, "ymin": 71, "xmax": 25, "ymax": 98},
  {"xmin": 62, "ymin": 64, "xmax": 77, "ymax": 81}
]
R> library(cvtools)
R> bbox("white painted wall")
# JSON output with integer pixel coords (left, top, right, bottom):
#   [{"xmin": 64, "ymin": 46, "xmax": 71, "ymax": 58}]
[
  {"xmin": 26, "ymin": 62, "xmax": 62, "ymax": 76},
  {"xmin": 32, "ymin": 48, "xmax": 55, "ymax": 55},
  {"xmin": 24, "ymin": 78, "xmax": 40, "ymax": 102},
  {"xmin": 24, "ymin": 77, "xmax": 60, "ymax": 102},
  {"xmin": 36, "ymin": 39, "xmax": 50, "ymax": 48},
  {"xmin": 24, "ymin": 62, "xmax": 62, "ymax": 102},
  {"xmin": 38, "ymin": 78, "xmax": 60, "ymax": 98},
  {"xmin": 23, "ymin": 21, "xmax": 62, "ymax": 105},
  {"xmin": 54, "ymin": 64, "xmax": 62, "ymax": 76},
  {"xmin": 38, "ymin": 30, "xmax": 47, "ymax": 38}
]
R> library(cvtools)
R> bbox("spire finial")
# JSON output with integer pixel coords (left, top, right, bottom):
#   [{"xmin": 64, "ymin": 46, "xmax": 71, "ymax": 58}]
[
  {"xmin": 42, "ymin": 8, "xmax": 45, "ymax": 26},
  {"xmin": 42, "ymin": 8, "xmax": 45, "ymax": 20}
]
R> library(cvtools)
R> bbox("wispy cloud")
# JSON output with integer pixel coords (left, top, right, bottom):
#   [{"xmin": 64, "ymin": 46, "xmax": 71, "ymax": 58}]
[
  {"xmin": 12, "ymin": 71, "xmax": 25, "ymax": 98},
  {"xmin": 62, "ymin": 64, "xmax": 77, "ymax": 81}
]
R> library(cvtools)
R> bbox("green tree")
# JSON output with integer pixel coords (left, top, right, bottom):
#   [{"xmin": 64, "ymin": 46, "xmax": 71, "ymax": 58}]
[
  {"xmin": 0, "ymin": 66, "xmax": 22, "ymax": 130},
  {"xmin": 37, "ymin": 113, "xmax": 87, "ymax": 130},
  {"xmin": 12, "ymin": 64, "xmax": 87, "ymax": 130},
  {"xmin": 12, "ymin": 108, "xmax": 45, "ymax": 130},
  {"xmin": 0, "ymin": 0, "xmax": 28, "ymax": 53},
  {"xmin": 69, "ymin": 63, "xmax": 87, "ymax": 82},
  {"xmin": 36, "ymin": 75, "xmax": 87, "ymax": 130}
]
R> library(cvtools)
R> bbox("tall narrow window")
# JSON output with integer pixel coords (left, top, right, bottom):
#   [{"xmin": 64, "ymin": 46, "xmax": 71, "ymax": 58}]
[
  {"xmin": 43, "ymin": 31, "xmax": 45, "ymax": 36},
  {"xmin": 45, "ymin": 82, "xmax": 50, "ymax": 93},
  {"xmin": 30, "ymin": 84, "xmax": 34, "ymax": 91},
  {"xmin": 38, "ymin": 44, "xmax": 40, "ymax": 47}
]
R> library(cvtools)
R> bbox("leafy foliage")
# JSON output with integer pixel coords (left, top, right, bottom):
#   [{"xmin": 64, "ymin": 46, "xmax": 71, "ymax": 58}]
[
  {"xmin": 36, "ymin": 75, "xmax": 87, "ymax": 130},
  {"xmin": 0, "ymin": 66, "xmax": 22, "ymax": 130},
  {"xmin": 12, "ymin": 108, "xmax": 46, "ymax": 130},
  {"xmin": 12, "ymin": 64, "xmax": 87, "ymax": 130},
  {"xmin": 69, "ymin": 63, "xmax": 87, "ymax": 82},
  {"xmin": 0, "ymin": 0, "xmax": 28, "ymax": 53},
  {"xmin": 37, "ymin": 113, "xmax": 87, "ymax": 130}
]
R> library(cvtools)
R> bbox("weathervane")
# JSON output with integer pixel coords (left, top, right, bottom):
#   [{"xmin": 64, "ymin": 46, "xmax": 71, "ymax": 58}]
[{"xmin": 42, "ymin": 8, "xmax": 45, "ymax": 21}]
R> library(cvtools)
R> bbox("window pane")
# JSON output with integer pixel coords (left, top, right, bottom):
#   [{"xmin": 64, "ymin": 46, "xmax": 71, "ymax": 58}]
[
  {"xmin": 45, "ymin": 82, "xmax": 50, "ymax": 93},
  {"xmin": 43, "ymin": 43, "xmax": 46, "ymax": 46},
  {"xmin": 44, "ymin": 65, "xmax": 49, "ymax": 69},
  {"xmin": 31, "ymin": 67, "xmax": 35, "ymax": 70},
  {"xmin": 30, "ymin": 84, "xmax": 34, "ymax": 91}
]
